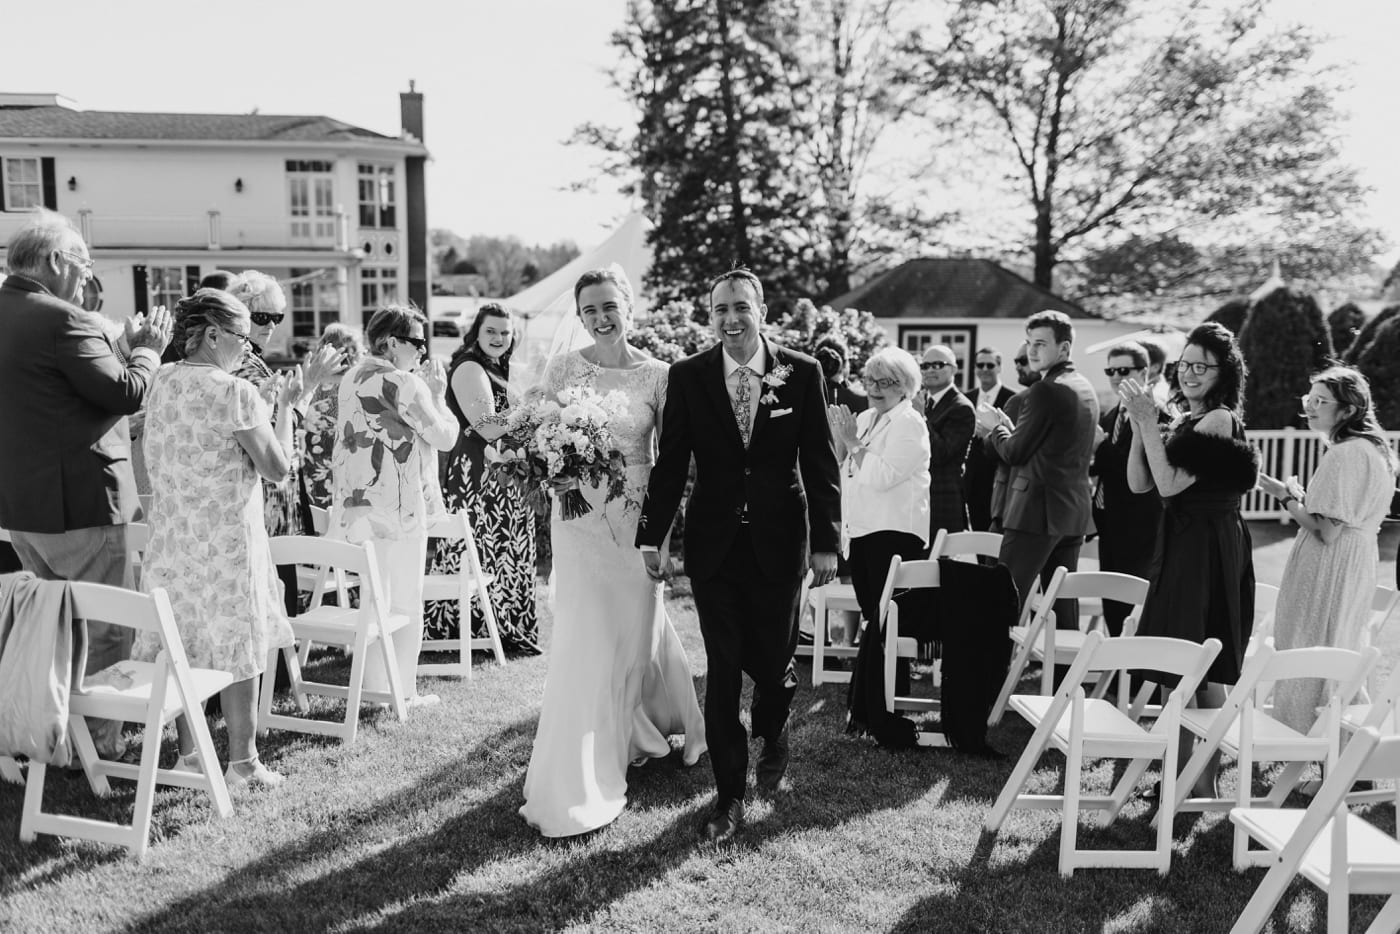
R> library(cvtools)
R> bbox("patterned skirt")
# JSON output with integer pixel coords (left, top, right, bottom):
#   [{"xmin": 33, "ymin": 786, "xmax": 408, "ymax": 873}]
[{"xmin": 424, "ymin": 445, "xmax": 539, "ymax": 654}]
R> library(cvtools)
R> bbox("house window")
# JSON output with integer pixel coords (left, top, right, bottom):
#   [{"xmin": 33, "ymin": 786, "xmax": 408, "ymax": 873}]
[
  {"xmin": 898, "ymin": 325, "xmax": 977, "ymax": 390},
  {"xmin": 148, "ymin": 266, "xmax": 186, "ymax": 310},
  {"xmin": 286, "ymin": 159, "xmax": 336, "ymax": 242},
  {"xmin": 357, "ymin": 164, "xmax": 397, "ymax": 229},
  {"xmin": 3, "ymin": 157, "xmax": 42, "ymax": 211},
  {"xmin": 290, "ymin": 268, "xmax": 342, "ymax": 338},
  {"xmin": 359, "ymin": 266, "xmax": 400, "ymax": 325}
]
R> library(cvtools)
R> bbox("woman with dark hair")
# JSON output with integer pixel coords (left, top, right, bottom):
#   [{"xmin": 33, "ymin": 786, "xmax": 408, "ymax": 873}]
[
  {"xmin": 1120, "ymin": 321, "xmax": 1259, "ymax": 796},
  {"xmin": 1259, "ymin": 366, "xmax": 1397, "ymax": 732},
  {"xmin": 423, "ymin": 303, "xmax": 539, "ymax": 654}
]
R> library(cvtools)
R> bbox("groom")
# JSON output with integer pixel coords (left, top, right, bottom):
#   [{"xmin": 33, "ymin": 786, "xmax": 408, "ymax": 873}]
[{"xmin": 637, "ymin": 268, "xmax": 841, "ymax": 844}]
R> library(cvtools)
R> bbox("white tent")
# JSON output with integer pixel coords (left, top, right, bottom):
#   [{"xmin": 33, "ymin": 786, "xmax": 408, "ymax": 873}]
[{"xmin": 507, "ymin": 212, "xmax": 653, "ymax": 386}]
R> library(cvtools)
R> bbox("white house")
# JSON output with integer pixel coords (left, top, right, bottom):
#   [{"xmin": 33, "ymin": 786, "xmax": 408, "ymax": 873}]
[{"xmin": 0, "ymin": 88, "xmax": 430, "ymax": 355}]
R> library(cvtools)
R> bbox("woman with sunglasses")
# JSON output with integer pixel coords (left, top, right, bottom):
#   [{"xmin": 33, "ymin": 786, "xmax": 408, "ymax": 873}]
[
  {"xmin": 331, "ymin": 304, "xmax": 456, "ymax": 710},
  {"xmin": 1119, "ymin": 321, "xmax": 1259, "ymax": 797},
  {"xmin": 827, "ymin": 347, "xmax": 931, "ymax": 736},
  {"xmin": 1258, "ymin": 367, "xmax": 1396, "ymax": 732}
]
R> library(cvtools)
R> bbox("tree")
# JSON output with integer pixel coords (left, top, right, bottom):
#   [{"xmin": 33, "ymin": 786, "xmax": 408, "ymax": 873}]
[
  {"xmin": 1328, "ymin": 302, "xmax": 1365, "ymax": 358},
  {"xmin": 1356, "ymin": 316, "xmax": 1400, "ymax": 432},
  {"xmin": 1237, "ymin": 288, "xmax": 1331, "ymax": 428},
  {"xmin": 1343, "ymin": 305, "xmax": 1400, "ymax": 366},
  {"xmin": 1204, "ymin": 298, "xmax": 1249, "ymax": 337},
  {"xmin": 439, "ymin": 246, "xmax": 461, "ymax": 276},
  {"xmin": 899, "ymin": 0, "xmax": 1385, "ymax": 291}
]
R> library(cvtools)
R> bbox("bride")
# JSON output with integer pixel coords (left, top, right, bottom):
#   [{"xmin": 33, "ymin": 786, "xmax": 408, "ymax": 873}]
[{"xmin": 519, "ymin": 266, "xmax": 706, "ymax": 838}]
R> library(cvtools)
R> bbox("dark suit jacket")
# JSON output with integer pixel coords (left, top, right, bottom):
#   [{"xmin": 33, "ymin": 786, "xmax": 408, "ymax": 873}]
[
  {"xmin": 637, "ymin": 340, "xmax": 841, "ymax": 582},
  {"xmin": 1090, "ymin": 402, "xmax": 1169, "ymax": 572},
  {"xmin": 988, "ymin": 390, "xmax": 1028, "ymax": 529},
  {"xmin": 987, "ymin": 361, "xmax": 1099, "ymax": 537},
  {"xmin": 964, "ymin": 385, "xmax": 1016, "ymax": 530},
  {"xmin": 924, "ymin": 387, "xmax": 976, "ymax": 535},
  {"xmin": 0, "ymin": 276, "xmax": 156, "ymax": 533}
]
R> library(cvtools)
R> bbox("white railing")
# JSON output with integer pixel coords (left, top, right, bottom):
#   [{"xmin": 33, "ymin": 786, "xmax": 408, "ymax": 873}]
[{"xmin": 1243, "ymin": 428, "xmax": 1400, "ymax": 521}]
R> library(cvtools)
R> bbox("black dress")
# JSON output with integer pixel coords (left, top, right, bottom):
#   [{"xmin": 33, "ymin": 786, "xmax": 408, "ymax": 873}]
[
  {"xmin": 424, "ymin": 350, "xmax": 539, "ymax": 654},
  {"xmin": 1136, "ymin": 410, "xmax": 1259, "ymax": 685}
]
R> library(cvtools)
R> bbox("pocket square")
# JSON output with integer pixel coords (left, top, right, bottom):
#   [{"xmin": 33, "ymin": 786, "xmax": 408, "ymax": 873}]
[{"xmin": 770, "ymin": 407, "xmax": 793, "ymax": 417}]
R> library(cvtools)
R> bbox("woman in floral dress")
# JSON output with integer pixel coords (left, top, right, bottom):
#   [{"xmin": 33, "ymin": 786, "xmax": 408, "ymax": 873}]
[
  {"xmin": 424, "ymin": 303, "xmax": 540, "ymax": 654},
  {"xmin": 300, "ymin": 323, "xmax": 365, "ymax": 509}
]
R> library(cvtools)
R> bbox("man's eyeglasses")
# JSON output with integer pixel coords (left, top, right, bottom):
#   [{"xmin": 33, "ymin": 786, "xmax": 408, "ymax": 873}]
[
  {"xmin": 1104, "ymin": 367, "xmax": 1143, "ymax": 377},
  {"xmin": 1177, "ymin": 361, "xmax": 1220, "ymax": 376},
  {"xmin": 58, "ymin": 250, "xmax": 93, "ymax": 271},
  {"xmin": 974, "ymin": 362, "xmax": 999, "ymax": 370},
  {"xmin": 249, "ymin": 311, "xmax": 286, "ymax": 327},
  {"xmin": 919, "ymin": 361, "xmax": 952, "ymax": 371},
  {"xmin": 1013, "ymin": 357, "xmax": 1029, "ymax": 366},
  {"xmin": 219, "ymin": 327, "xmax": 252, "ymax": 348}
]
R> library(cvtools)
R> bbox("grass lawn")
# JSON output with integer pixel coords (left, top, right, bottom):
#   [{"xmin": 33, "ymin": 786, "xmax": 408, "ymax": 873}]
[{"xmin": 2, "ymin": 522, "xmax": 1398, "ymax": 933}]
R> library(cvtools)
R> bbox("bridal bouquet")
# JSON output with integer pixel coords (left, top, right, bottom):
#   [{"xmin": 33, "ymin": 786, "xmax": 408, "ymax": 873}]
[{"xmin": 485, "ymin": 387, "xmax": 630, "ymax": 520}]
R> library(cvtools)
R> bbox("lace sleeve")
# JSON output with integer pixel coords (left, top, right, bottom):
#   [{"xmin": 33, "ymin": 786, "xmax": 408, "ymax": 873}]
[
  {"xmin": 650, "ymin": 359, "xmax": 669, "ymax": 416},
  {"xmin": 540, "ymin": 352, "xmax": 573, "ymax": 402}
]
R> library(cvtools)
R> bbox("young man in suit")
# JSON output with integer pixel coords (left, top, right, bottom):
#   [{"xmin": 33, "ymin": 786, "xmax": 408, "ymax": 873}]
[
  {"xmin": 977, "ymin": 311, "xmax": 1098, "ymax": 632},
  {"xmin": 637, "ymin": 269, "xmax": 841, "ymax": 844},
  {"xmin": 0, "ymin": 209, "xmax": 172, "ymax": 756},
  {"xmin": 1090, "ymin": 341, "xmax": 1169, "ymax": 635},
  {"xmin": 917, "ymin": 344, "xmax": 976, "ymax": 542},
  {"xmin": 964, "ymin": 347, "xmax": 1017, "ymax": 531}
]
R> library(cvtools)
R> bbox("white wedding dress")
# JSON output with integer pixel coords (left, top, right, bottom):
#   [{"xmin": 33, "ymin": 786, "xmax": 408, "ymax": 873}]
[{"xmin": 519, "ymin": 351, "xmax": 706, "ymax": 837}]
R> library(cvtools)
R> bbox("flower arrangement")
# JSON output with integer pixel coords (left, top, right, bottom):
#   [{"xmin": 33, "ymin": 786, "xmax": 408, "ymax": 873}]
[{"xmin": 485, "ymin": 387, "xmax": 630, "ymax": 520}]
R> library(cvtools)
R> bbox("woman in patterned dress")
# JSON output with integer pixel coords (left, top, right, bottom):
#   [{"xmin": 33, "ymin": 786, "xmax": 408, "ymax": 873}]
[
  {"xmin": 300, "ymin": 323, "xmax": 366, "ymax": 509},
  {"xmin": 424, "ymin": 303, "xmax": 540, "ymax": 654},
  {"xmin": 331, "ymin": 304, "xmax": 458, "ymax": 708},
  {"xmin": 134, "ymin": 289, "xmax": 297, "ymax": 789}
]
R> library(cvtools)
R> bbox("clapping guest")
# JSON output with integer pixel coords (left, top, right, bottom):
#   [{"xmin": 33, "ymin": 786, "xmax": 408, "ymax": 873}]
[
  {"xmin": 332, "ymin": 305, "xmax": 458, "ymax": 709},
  {"xmin": 135, "ymin": 289, "xmax": 295, "ymax": 788},
  {"xmin": 964, "ymin": 347, "xmax": 1016, "ymax": 532},
  {"xmin": 1259, "ymin": 367, "xmax": 1396, "ymax": 733},
  {"xmin": 301, "ymin": 324, "xmax": 365, "ymax": 509},
  {"xmin": 424, "ymin": 303, "xmax": 540, "ymax": 654},
  {"xmin": 918, "ymin": 345, "xmax": 976, "ymax": 541}
]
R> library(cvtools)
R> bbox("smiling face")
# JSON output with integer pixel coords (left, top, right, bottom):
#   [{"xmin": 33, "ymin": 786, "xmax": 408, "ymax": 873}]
[
  {"xmin": 920, "ymin": 345, "xmax": 957, "ymax": 393},
  {"xmin": 1105, "ymin": 353, "xmax": 1146, "ymax": 395},
  {"xmin": 974, "ymin": 351, "xmax": 1000, "ymax": 391},
  {"xmin": 1176, "ymin": 343, "xmax": 1221, "ymax": 408},
  {"xmin": 474, "ymin": 312, "xmax": 513, "ymax": 360},
  {"xmin": 710, "ymin": 279, "xmax": 764, "ymax": 362},
  {"xmin": 577, "ymin": 282, "xmax": 631, "ymax": 346}
]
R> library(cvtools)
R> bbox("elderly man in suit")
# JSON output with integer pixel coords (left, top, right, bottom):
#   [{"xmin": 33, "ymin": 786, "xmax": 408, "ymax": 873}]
[
  {"xmin": 964, "ymin": 347, "xmax": 1017, "ymax": 531},
  {"xmin": 978, "ymin": 312, "xmax": 1098, "ymax": 631},
  {"xmin": 0, "ymin": 209, "xmax": 171, "ymax": 756},
  {"xmin": 1090, "ymin": 341, "xmax": 1169, "ymax": 635},
  {"xmin": 917, "ymin": 344, "xmax": 976, "ymax": 544}
]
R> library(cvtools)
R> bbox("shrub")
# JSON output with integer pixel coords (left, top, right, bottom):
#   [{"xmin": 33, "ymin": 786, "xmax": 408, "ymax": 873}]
[
  {"xmin": 1357, "ymin": 315, "xmax": 1400, "ymax": 432},
  {"xmin": 1343, "ymin": 305, "xmax": 1400, "ymax": 365},
  {"xmin": 1237, "ymin": 288, "xmax": 1332, "ymax": 429},
  {"xmin": 1205, "ymin": 299, "xmax": 1250, "ymax": 336}
]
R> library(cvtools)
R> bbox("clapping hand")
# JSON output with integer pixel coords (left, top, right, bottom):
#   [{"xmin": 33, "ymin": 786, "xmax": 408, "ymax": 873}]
[
  {"xmin": 975, "ymin": 404, "xmax": 1011, "ymax": 436},
  {"xmin": 277, "ymin": 367, "xmax": 304, "ymax": 410},
  {"xmin": 418, "ymin": 357, "xmax": 448, "ymax": 400},
  {"xmin": 826, "ymin": 403, "xmax": 860, "ymax": 448},
  {"xmin": 300, "ymin": 345, "xmax": 344, "ymax": 397},
  {"xmin": 1118, "ymin": 378, "xmax": 1157, "ymax": 425},
  {"xmin": 128, "ymin": 305, "xmax": 173, "ymax": 354}
]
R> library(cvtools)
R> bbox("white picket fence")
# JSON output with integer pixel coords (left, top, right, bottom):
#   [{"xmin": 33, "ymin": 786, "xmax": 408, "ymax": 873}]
[{"xmin": 1242, "ymin": 428, "xmax": 1400, "ymax": 521}]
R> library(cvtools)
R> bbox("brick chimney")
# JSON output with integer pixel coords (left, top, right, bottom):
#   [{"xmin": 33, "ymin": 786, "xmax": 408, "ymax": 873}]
[{"xmin": 400, "ymin": 81, "xmax": 429, "ymax": 313}]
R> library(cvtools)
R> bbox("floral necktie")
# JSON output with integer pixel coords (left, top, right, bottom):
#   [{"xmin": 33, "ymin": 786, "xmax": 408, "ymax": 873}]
[{"xmin": 733, "ymin": 365, "xmax": 754, "ymax": 447}]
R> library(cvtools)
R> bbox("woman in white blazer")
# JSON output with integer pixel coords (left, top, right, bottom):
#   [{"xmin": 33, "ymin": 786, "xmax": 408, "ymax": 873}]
[{"xmin": 827, "ymin": 347, "xmax": 932, "ymax": 629}]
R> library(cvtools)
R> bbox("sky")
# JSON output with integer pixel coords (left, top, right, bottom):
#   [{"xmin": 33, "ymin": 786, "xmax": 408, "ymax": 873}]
[{"xmin": 9, "ymin": 0, "xmax": 1398, "ymax": 261}]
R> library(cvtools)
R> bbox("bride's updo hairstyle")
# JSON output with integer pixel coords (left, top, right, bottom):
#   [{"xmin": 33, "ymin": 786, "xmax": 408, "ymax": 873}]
[{"xmin": 573, "ymin": 266, "xmax": 634, "ymax": 316}]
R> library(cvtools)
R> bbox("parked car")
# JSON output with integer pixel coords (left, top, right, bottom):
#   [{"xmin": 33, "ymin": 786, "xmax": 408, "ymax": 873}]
[{"xmin": 432, "ymin": 307, "xmax": 465, "ymax": 337}]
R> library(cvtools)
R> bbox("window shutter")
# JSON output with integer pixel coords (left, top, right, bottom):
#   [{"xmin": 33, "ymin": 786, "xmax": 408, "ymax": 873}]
[
  {"xmin": 0, "ymin": 163, "xmax": 6, "ymax": 212},
  {"xmin": 133, "ymin": 265, "xmax": 149, "ymax": 315},
  {"xmin": 185, "ymin": 265, "xmax": 201, "ymax": 295},
  {"xmin": 40, "ymin": 157, "xmax": 56, "ymax": 210}
]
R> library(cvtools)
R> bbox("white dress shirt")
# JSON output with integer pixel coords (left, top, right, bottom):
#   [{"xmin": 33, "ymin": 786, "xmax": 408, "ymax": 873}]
[
  {"xmin": 841, "ymin": 398, "xmax": 932, "ymax": 553},
  {"xmin": 722, "ymin": 344, "xmax": 766, "ymax": 432}
]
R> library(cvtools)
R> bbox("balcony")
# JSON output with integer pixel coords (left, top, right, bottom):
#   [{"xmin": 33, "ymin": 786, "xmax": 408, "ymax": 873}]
[{"xmin": 0, "ymin": 208, "xmax": 354, "ymax": 253}]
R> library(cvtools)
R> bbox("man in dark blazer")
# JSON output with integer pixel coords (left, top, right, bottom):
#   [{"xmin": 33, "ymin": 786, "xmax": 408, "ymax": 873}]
[
  {"xmin": 988, "ymin": 343, "xmax": 1040, "ymax": 531},
  {"xmin": 918, "ymin": 344, "xmax": 976, "ymax": 543},
  {"xmin": 979, "ymin": 311, "xmax": 1099, "ymax": 632},
  {"xmin": 1090, "ymin": 341, "xmax": 1169, "ymax": 635},
  {"xmin": 638, "ymin": 269, "xmax": 841, "ymax": 844},
  {"xmin": 964, "ymin": 347, "xmax": 1017, "ymax": 531},
  {"xmin": 0, "ymin": 210, "xmax": 171, "ymax": 755}
]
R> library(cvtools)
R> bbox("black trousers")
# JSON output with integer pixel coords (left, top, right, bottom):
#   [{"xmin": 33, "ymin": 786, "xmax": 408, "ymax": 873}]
[
  {"xmin": 846, "ymin": 530, "xmax": 928, "ymax": 629},
  {"xmin": 691, "ymin": 526, "xmax": 803, "ymax": 803},
  {"xmin": 998, "ymin": 528, "xmax": 1082, "ymax": 631}
]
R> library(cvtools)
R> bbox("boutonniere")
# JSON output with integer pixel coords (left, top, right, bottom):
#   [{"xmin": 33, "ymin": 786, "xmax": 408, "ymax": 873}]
[{"xmin": 760, "ymin": 363, "xmax": 792, "ymax": 406}]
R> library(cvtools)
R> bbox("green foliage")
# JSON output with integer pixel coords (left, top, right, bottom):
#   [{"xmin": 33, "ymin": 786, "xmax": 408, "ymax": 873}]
[
  {"xmin": 1205, "ymin": 299, "xmax": 1249, "ymax": 337},
  {"xmin": 1328, "ymin": 302, "xmax": 1365, "ymax": 358},
  {"xmin": 1344, "ymin": 305, "xmax": 1400, "ymax": 365},
  {"xmin": 1237, "ymin": 288, "xmax": 1333, "ymax": 428},
  {"xmin": 1356, "ymin": 316, "xmax": 1400, "ymax": 432}
]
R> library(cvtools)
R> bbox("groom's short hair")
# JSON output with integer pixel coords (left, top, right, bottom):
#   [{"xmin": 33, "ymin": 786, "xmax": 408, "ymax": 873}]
[{"xmin": 708, "ymin": 268, "xmax": 764, "ymax": 306}]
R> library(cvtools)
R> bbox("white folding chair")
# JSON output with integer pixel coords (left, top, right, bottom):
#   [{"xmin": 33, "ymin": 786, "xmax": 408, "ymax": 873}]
[
  {"xmin": 806, "ymin": 579, "xmax": 862, "ymax": 687},
  {"xmin": 419, "ymin": 511, "xmax": 505, "ymax": 677},
  {"xmin": 877, "ymin": 556, "xmax": 946, "ymax": 747},
  {"xmin": 985, "ymin": 631, "xmax": 1222, "ymax": 876},
  {"xmin": 989, "ymin": 570, "xmax": 1150, "ymax": 726},
  {"xmin": 0, "ymin": 525, "xmax": 21, "ymax": 784},
  {"xmin": 258, "ymin": 536, "xmax": 408, "ymax": 744},
  {"xmin": 1169, "ymin": 643, "xmax": 1380, "ymax": 869},
  {"xmin": 19, "ymin": 584, "xmax": 233, "ymax": 859},
  {"xmin": 1229, "ymin": 727, "xmax": 1400, "ymax": 934},
  {"xmin": 295, "ymin": 506, "xmax": 359, "ymax": 610},
  {"xmin": 1244, "ymin": 582, "xmax": 1281, "ymax": 656}
]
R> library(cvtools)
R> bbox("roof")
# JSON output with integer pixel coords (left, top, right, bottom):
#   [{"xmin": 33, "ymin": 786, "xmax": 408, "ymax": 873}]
[
  {"xmin": 829, "ymin": 257, "xmax": 1096, "ymax": 319},
  {"xmin": 0, "ymin": 105, "xmax": 411, "ymax": 145}
]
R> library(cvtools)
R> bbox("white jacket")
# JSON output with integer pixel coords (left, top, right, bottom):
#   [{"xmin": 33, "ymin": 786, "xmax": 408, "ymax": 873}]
[{"xmin": 840, "ymin": 398, "xmax": 931, "ymax": 552}]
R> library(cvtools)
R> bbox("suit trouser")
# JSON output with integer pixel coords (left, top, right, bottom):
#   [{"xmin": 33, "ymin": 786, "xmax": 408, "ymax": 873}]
[
  {"xmin": 11, "ymin": 525, "xmax": 135, "ymax": 756},
  {"xmin": 691, "ymin": 525, "xmax": 802, "ymax": 803},
  {"xmin": 362, "ymin": 534, "xmax": 428, "ymax": 703},
  {"xmin": 998, "ymin": 528, "xmax": 1082, "ymax": 634}
]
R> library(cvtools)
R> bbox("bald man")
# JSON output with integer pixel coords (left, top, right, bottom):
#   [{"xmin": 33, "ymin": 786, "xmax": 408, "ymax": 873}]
[{"xmin": 917, "ymin": 345, "xmax": 976, "ymax": 542}]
